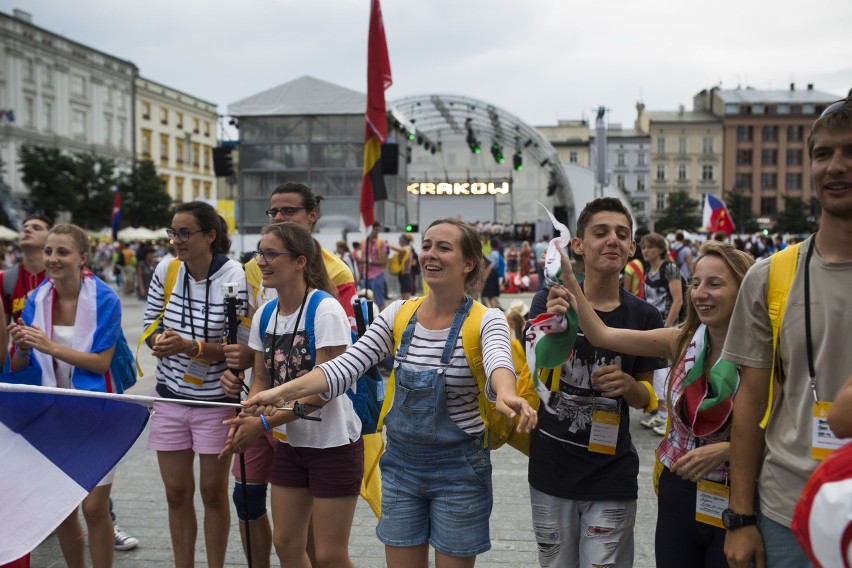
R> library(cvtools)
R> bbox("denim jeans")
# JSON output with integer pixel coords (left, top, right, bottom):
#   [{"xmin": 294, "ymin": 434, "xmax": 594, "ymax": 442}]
[{"xmin": 758, "ymin": 512, "xmax": 814, "ymax": 568}]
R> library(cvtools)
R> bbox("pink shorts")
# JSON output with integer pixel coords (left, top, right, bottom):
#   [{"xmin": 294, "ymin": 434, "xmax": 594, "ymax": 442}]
[
  {"xmin": 147, "ymin": 394, "xmax": 232, "ymax": 454},
  {"xmin": 231, "ymin": 429, "xmax": 278, "ymax": 482}
]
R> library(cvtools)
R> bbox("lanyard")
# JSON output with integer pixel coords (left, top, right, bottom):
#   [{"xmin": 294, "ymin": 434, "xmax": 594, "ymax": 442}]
[
  {"xmin": 267, "ymin": 288, "xmax": 310, "ymax": 385},
  {"xmin": 182, "ymin": 260, "xmax": 213, "ymax": 341},
  {"xmin": 804, "ymin": 236, "xmax": 817, "ymax": 401}
]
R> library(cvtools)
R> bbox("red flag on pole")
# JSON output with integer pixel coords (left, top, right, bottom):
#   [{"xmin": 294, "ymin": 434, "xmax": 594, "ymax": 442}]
[
  {"xmin": 359, "ymin": 0, "xmax": 393, "ymax": 228},
  {"xmin": 111, "ymin": 187, "xmax": 122, "ymax": 241}
]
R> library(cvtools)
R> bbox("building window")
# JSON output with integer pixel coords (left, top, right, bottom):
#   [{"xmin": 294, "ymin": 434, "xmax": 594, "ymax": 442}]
[
  {"xmin": 617, "ymin": 153, "xmax": 625, "ymax": 166},
  {"xmin": 790, "ymin": 105, "xmax": 802, "ymax": 115},
  {"xmin": 43, "ymin": 101, "xmax": 52, "ymax": 131},
  {"xmin": 760, "ymin": 173, "xmax": 777, "ymax": 189},
  {"xmin": 204, "ymin": 122, "xmax": 211, "ymax": 137},
  {"xmin": 203, "ymin": 147, "xmax": 211, "ymax": 172},
  {"xmin": 735, "ymin": 173, "xmax": 752, "ymax": 190},
  {"xmin": 678, "ymin": 137, "xmax": 687, "ymax": 154},
  {"xmin": 657, "ymin": 137, "xmax": 666, "ymax": 154},
  {"xmin": 193, "ymin": 117, "xmax": 200, "ymax": 134},
  {"xmin": 160, "ymin": 107, "xmax": 168, "ymax": 125},
  {"xmin": 786, "ymin": 173, "xmax": 802, "ymax": 190},
  {"xmin": 175, "ymin": 177, "xmax": 184, "ymax": 200},
  {"xmin": 176, "ymin": 139, "xmax": 185, "ymax": 165},
  {"xmin": 656, "ymin": 164, "xmax": 665, "ymax": 181},
  {"xmin": 160, "ymin": 134, "xmax": 169, "ymax": 163},
  {"xmin": 736, "ymin": 126, "xmax": 753, "ymax": 142},
  {"xmin": 203, "ymin": 181, "xmax": 212, "ymax": 199},
  {"xmin": 656, "ymin": 193, "xmax": 666, "ymax": 211},
  {"xmin": 192, "ymin": 180, "xmax": 201, "ymax": 199},
  {"xmin": 104, "ymin": 115, "xmax": 112, "ymax": 144},
  {"xmin": 72, "ymin": 109, "xmax": 87, "ymax": 138},
  {"xmin": 141, "ymin": 101, "xmax": 151, "ymax": 120},
  {"xmin": 141, "ymin": 129, "xmax": 152, "ymax": 158},
  {"xmin": 43, "ymin": 65, "xmax": 53, "ymax": 88},
  {"xmin": 787, "ymin": 125, "xmax": 804, "ymax": 142},
  {"xmin": 678, "ymin": 164, "xmax": 688, "ymax": 181},
  {"xmin": 764, "ymin": 105, "xmax": 777, "ymax": 115},
  {"xmin": 24, "ymin": 97, "xmax": 34, "ymax": 127},
  {"xmin": 760, "ymin": 196, "xmax": 777, "ymax": 215},
  {"xmin": 762, "ymin": 149, "xmax": 778, "ymax": 166},
  {"xmin": 762, "ymin": 125, "xmax": 778, "ymax": 142},
  {"xmin": 71, "ymin": 75, "xmax": 86, "ymax": 98},
  {"xmin": 637, "ymin": 177, "xmax": 646, "ymax": 192},
  {"xmin": 160, "ymin": 175, "xmax": 170, "ymax": 195},
  {"xmin": 637, "ymin": 152, "xmax": 645, "ymax": 166},
  {"xmin": 701, "ymin": 165, "xmax": 714, "ymax": 181},
  {"xmin": 24, "ymin": 58, "xmax": 35, "ymax": 82},
  {"xmin": 118, "ymin": 119, "xmax": 126, "ymax": 149},
  {"xmin": 569, "ymin": 151, "xmax": 578, "ymax": 163},
  {"xmin": 192, "ymin": 143, "xmax": 200, "ymax": 169},
  {"xmin": 786, "ymin": 149, "xmax": 802, "ymax": 166},
  {"xmin": 739, "ymin": 105, "xmax": 752, "ymax": 114},
  {"xmin": 616, "ymin": 174, "xmax": 625, "ymax": 189},
  {"xmin": 176, "ymin": 112, "xmax": 184, "ymax": 129},
  {"xmin": 702, "ymin": 137, "xmax": 714, "ymax": 154},
  {"xmin": 736, "ymin": 149, "xmax": 753, "ymax": 165}
]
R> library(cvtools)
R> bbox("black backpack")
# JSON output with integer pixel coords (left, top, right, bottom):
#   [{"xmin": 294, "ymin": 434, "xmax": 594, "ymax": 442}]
[{"xmin": 409, "ymin": 248, "xmax": 420, "ymax": 276}]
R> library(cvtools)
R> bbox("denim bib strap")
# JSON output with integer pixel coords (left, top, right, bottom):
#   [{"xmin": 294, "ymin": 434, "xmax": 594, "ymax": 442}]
[{"xmin": 395, "ymin": 296, "xmax": 473, "ymax": 368}]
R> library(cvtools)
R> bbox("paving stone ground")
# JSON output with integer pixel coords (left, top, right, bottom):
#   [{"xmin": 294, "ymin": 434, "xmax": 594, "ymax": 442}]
[{"xmin": 31, "ymin": 292, "xmax": 660, "ymax": 567}]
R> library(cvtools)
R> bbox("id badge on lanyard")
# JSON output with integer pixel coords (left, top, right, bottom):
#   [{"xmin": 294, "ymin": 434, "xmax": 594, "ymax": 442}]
[
  {"xmin": 588, "ymin": 408, "xmax": 620, "ymax": 455},
  {"xmin": 695, "ymin": 479, "xmax": 730, "ymax": 528},
  {"xmin": 812, "ymin": 401, "xmax": 850, "ymax": 460}
]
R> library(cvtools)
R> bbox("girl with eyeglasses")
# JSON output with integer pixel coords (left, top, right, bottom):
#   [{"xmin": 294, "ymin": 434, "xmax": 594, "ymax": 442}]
[
  {"xmin": 225, "ymin": 222, "xmax": 361, "ymax": 567},
  {"xmin": 142, "ymin": 201, "xmax": 252, "ymax": 568},
  {"xmin": 8, "ymin": 223, "xmax": 125, "ymax": 568}
]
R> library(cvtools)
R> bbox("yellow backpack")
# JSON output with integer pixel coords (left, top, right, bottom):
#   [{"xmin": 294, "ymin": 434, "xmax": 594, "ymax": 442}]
[
  {"xmin": 135, "ymin": 259, "xmax": 182, "ymax": 376},
  {"xmin": 388, "ymin": 248, "xmax": 410, "ymax": 276},
  {"xmin": 377, "ymin": 296, "xmax": 539, "ymax": 454}
]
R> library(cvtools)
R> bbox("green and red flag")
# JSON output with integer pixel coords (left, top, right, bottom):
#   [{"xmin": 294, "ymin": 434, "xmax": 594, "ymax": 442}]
[{"xmin": 359, "ymin": 0, "xmax": 392, "ymax": 227}]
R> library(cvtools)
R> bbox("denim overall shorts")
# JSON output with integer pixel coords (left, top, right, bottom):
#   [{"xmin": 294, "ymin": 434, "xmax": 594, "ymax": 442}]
[{"xmin": 375, "ymin": 296, "xmax": 493, "ymax": 557}]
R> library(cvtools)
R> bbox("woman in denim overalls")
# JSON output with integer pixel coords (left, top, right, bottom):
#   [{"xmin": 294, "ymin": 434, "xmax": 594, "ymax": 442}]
[{"xmin": 244, "ymin": 219, "xmax": 538, "ymax": 568}]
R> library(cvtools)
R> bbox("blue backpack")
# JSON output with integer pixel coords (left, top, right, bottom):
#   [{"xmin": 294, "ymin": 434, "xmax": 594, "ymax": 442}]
[
  {"xmin": 109, "ymin": 330, "xmax": 137, "ymax": 393},
  {"xmin": 258, "ymin": 291, "xmax": 383, "ymax": 435}
]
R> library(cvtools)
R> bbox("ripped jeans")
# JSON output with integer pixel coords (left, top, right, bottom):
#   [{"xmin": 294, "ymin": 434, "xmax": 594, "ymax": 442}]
[{"xmin": 529, "ymin": 486, "xmax": 636, "ymax": 568}]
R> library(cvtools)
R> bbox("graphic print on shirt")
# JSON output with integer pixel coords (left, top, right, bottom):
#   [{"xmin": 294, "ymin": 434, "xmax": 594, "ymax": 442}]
[
  {"xmin": 541, "ymin": 333, "xmax": 622, "ymax": 449},
  {"xmin": 265, "ymin": 329, "xmax": 312, "ymax": 387}
]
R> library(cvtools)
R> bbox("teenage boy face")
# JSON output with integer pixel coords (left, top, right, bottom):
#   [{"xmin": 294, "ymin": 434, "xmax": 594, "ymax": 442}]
[{"xmin": 573, "ymin": 211, "xmax": 634, "ymax": 275}]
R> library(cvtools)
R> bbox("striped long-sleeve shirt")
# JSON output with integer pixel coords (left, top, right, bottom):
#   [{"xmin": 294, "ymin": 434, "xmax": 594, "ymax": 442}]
[
  {"xmin": 319, "ymin": 299, "xmax": 515, "ymax": 435},
  {"xmin": 142, "ymin": 254, "xmax": 249, "ymax": 402}
]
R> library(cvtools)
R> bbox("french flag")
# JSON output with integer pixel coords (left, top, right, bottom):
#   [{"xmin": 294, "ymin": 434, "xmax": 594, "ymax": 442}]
[
  {"xmin": 111, "ymin": 186, "xmax": 121, "ymax": 241},
  {"xmin": 703, "ymin": 193, "xmax": 736, "ymax": 236},
  {"xmin": 0, "ymin": 384, "xmax": 150, "ymax": 563}
]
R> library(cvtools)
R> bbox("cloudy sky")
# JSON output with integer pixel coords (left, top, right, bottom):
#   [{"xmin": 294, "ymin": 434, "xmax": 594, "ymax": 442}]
[{"xmin": 6, "ymin": 0, "xmax": 850, "ymax": 131}]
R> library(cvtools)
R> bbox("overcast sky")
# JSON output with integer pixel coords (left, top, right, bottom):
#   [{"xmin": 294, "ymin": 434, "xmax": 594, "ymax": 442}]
[{"xmin": 5, "ymin": 0, "xmax": 850, "ymax": 133}]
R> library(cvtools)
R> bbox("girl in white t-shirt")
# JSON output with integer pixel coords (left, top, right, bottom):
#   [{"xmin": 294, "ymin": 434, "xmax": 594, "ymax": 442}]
[{"xmin": 224, "ymin": 221, "xmax": 361, "ymax": 567}]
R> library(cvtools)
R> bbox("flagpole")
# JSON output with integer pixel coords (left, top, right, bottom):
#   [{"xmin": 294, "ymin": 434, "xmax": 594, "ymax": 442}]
[{"xmin": 0, "ymin": 383, "xmax": 292, "ymax": 412}]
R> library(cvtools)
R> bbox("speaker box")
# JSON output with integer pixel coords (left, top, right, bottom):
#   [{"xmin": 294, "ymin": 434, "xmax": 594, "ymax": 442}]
[{"xmin": 381, "ymin": 143, "xmax": 399, "ymax": 176}]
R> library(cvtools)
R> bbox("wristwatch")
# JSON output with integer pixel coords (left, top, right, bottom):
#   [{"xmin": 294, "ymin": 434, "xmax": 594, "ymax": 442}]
[{"xmin": 722, "ymin": 508, "xmax": 757, "ymax": 530}]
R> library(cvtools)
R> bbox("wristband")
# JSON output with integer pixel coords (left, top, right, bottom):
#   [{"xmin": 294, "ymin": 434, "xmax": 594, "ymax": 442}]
[
  {"xmin": 640, "ymin": 381, "xmax": 659, "ymax": 414},
  {"xmin": 260, "ymin": 414, "xmax": 270, "ymax": 432},
  {"xmin": 198, "ymin": 341, "xmax": 206, "ymax": 358}
]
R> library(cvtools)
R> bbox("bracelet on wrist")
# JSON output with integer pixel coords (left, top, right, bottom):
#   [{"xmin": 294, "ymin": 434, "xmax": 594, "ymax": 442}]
[
  {"xmin": 198, "ymin": 341, "xmax": 206, "ymax": 358},
  {"xmin": 260, "ymin": 415, "xmax": 271, "ymax": 431}
]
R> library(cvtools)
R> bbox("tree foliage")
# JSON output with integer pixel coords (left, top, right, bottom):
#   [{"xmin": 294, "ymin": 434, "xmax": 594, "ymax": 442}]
[
  {"xmin": 654, "ymin": 191, "xmax": 701, "ymax": 234},
  {"xmin": 773, "ymin": 196, "xmax": 818, "ymax": 235},
  {"xmin": 118, "ymin": 160, "xmax": 173, "ymax": 229},
  {"xmin": 725, "ymin": 189, "xmax": 760, "ymax": 234},
  {"xmin": 17, "ymin": 144, "xmax": 77, "ymax": 222},
  {"xmin": 70, "ymin": 153, "xmax": 117, "ymax": 230}
]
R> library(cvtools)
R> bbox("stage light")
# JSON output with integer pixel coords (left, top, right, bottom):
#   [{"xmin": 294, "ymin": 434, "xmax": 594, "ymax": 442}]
[
  {"xmin": 513, "ymin": 151, "xmax": 523, "ymax": 171},
  {"xmin": 490, "ymin": 143, "xmax": 505, "ymax": 164}
]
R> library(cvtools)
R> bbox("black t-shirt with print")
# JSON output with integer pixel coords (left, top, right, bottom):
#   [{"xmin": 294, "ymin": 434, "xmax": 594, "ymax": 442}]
[{"xmin": 527, "ymin": 286, "xmax": 665, "ymax": 501}]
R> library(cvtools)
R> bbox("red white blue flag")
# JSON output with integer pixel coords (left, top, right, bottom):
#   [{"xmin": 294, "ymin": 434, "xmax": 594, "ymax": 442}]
[
  {"xmin": 702, "ymin": 193, "xmax": 736, "ymax": 236},
  {"xmin": 0, "ymin": 384, "xmax": 150, "ymax": 563},
  {"xmin": 111, "ymin": 186, "xmax": 121, "ymax": 241}
]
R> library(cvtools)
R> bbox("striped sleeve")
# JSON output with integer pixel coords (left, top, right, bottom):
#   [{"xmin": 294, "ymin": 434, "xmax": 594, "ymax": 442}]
[
  {"xmin": 317, "ymin": 300, "xmax": 400, "ymax": 399},
  {"xmin": 481, "ymin": 308, "xmax": 515, "ymax": 401}
]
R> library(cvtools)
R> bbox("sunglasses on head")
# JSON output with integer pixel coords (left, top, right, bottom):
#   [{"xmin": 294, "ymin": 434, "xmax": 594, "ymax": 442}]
[{"xmin": 819, "ymin": 98, "xmax": 850, "ymax": 119}]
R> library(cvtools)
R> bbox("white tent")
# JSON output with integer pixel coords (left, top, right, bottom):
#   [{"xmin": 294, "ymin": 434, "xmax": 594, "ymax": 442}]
[
  {"xmin": 0, "ymin": 225, "xmax": 19, "ymax": 241},
  {"xmin": 117, "ymin": 227, "xmax": 158, "ymax": 241}
]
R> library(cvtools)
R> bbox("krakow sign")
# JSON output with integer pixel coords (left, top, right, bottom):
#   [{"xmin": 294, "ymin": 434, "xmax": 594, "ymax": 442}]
[{"xmin": 406, "ymin": 181, "xmax": 511, "ymax": 196}]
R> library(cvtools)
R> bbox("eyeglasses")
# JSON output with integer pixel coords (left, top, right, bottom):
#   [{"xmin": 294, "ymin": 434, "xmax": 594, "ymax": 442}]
[
  {"xmin": 819, "ymin": 98, "xmax": 849, "ymax": 119},
  {"xmin": 166, "ymin": 228, "xmax": 205, "ymax": 242},
  {"xmin": 253, "ymin": 250, "xmax": 300, "ymax": 263},
  {"xmin": 266, "ymin": 207, "xmax": 307, "ymax": 219}
]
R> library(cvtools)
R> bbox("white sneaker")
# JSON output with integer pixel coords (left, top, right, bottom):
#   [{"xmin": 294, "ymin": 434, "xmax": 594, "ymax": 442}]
[
  {"xmin": 640, "ymin": 414, "xmax": 665, "ymax": 429},
  {"xmin": 653, "ymin": 422, "xmax": 668, "ymax": 436},
  {"xmin": 114, "ymin": 525, "xmax": 139, "ymax": 551}
]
